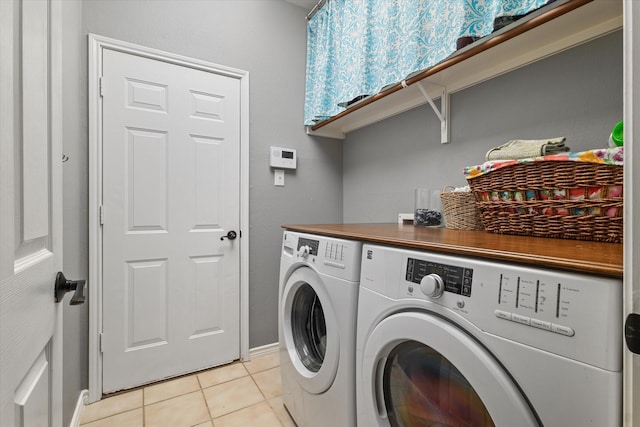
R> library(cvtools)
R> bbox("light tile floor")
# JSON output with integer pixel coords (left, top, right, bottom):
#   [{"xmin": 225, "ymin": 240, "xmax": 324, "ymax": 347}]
[{"xmin": 80, "ymin": 352, "xmax": 296, "ymax": 427}]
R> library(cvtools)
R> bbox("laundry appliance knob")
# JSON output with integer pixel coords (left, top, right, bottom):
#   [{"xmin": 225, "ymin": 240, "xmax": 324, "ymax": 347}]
[
  {"xmin": 298, "ymin": 245, "xmax": 311, "ymax": 258},
  {"xmin": 420, "ymin": 274, "xmax": 444, "ymax": 298}
]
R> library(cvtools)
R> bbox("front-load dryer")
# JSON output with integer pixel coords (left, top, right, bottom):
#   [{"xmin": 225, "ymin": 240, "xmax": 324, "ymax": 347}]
[
  {"xmin": 356, "ymin": 243, "xmax": 622, "ymax": 426},
  {"xmin": 279, "ymin": 231, "xmax": 361, "ymax": 427}
]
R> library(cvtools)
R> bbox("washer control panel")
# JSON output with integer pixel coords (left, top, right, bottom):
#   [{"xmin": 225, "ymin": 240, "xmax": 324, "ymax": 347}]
[{"xmin": 282, "ymin": 231, "xmax": 362, "ymax": 281}]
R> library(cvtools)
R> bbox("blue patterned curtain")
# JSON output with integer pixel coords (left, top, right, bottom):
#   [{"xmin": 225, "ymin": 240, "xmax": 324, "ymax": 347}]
[{"xmin": 305, "ymin": 0, "xmax": 549, "ymax": 125}]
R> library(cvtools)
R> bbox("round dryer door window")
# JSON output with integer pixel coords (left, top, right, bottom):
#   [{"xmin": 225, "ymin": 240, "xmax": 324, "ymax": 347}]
[
  {"xmin": 383, "ymin": 341, "xmax": 493, "ymax": 427},
  {"xmin": 281, "ymin": 267, "xmax": 340, "ymax": 394},
  {"xmin": 291, "ymin": 283, "xmax": 326, "ymax": 372},
  {"xmin": 360, "ymin": 311, "xmax": 539, "ymax": 426}
]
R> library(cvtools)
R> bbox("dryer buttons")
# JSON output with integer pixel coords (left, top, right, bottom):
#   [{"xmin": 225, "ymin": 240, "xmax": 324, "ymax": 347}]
[
  {"xmin": 495, "ymin": 310, "xmax": 575, "ymax": 337},
  {"xmin": 551, "ymin": 324, "xmax": 575, "ymax": 337}
]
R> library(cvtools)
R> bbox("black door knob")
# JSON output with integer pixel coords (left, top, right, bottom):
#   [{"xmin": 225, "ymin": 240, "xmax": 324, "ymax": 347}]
[
  {"xmin": 54, "ymin": 272, "xmax": 86, "ymax": 305},
  {"xmin": 220, "ymin": 230, "xmax": 238, "ymax": 241}
]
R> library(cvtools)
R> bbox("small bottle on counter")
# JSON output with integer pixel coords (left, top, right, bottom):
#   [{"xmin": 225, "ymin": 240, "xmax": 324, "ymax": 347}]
[{"xmin": 609, "ymin": 120, "xmax": 623, "ymax": 147}]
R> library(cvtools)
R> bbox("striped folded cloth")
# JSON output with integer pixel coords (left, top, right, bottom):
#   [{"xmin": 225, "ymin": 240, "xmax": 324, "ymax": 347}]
[{"xmin": 485, "ymin": 137, "xmax": 569, "ymax": 161}]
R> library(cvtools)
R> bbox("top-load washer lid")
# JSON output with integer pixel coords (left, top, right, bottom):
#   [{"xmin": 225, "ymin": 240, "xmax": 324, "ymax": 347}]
[{"xmin": 281, "ymin": 266, "xmax": 340, "ymax": 394}]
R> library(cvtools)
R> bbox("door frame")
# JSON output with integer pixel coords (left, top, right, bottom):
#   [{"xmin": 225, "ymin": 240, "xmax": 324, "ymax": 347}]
[
  {"xmin": 87, "ymin": 34, "xmax": 250, "ymax": 403},
  {"xmin": 624, "ymin": 1, "xmax": 639, "ymax": 424}
]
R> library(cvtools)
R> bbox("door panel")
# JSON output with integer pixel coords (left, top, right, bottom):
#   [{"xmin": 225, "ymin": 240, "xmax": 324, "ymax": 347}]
[
  {"xmin": 126, "ymin": 259, "xmax": 168, "ymax": 349},
  {"xmin": 0, "ymin": 0, "xmax": 63, "ymax": 425},
  {"xmin": 127, "ymin": 129, "xmax": 168, "ymax": 231},
  {"xmin": 14, "ymin": 351, "xmax": 50, "ymax": 426},
  {"xmin": 22, "ymin": 0, "xmax": 50, "ymax": 242},
  {"xmin": 101, "ymin": 49, "xmax": 241, "ymax": 392},
  {"xmin": 188, "ymin": 255, "xmax": 223, "ymax": 337},
  {"xmin": 193, "ymin": 137, "xmax": 222, "ymax": 228}
]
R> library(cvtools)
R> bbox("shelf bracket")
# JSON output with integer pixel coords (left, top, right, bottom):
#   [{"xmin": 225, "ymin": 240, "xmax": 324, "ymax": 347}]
[
  {"xmin": 413, "ymin": 81, "xmax": 449, "ymax": 144},
  {"xmin": 305, "ymin": 125, "xmax": 346, "ymax": 140}
]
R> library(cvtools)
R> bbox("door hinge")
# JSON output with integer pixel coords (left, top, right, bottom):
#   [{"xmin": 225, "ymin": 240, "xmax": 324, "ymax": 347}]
[
  {"xmin": 99, "ymin": 205, "xmax": 104, "ymax": 225},
  {"xmin": 99, "ymin": 77, "xmax": 105, "ymax": 97},
  {"xmin": 99, "ymin": 332, "xmax": 104, "ymax": 353}
]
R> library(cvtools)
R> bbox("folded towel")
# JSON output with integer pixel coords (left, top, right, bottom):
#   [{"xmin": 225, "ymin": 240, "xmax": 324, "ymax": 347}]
[{"xmin": 485, "ymin": 137, "xmax": 569, "ymax": 161}]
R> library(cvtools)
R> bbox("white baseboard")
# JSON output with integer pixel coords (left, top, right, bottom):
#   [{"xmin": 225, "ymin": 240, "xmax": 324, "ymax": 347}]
[
  {"xmin": 68, "ymin": 389, "xmax": 89, "ymax": 427},
  {"xmin": 248, "ymin": 342, "xmax": 278, "ymax": 360}
]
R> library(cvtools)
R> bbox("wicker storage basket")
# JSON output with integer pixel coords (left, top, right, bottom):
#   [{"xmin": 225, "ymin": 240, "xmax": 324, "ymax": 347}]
[
  {"xmin": 440, "ymin": 186, "xmax": 484, "ymax": 230},
  {"xmin": 467, "ymin": 160, "xmax": 623, "ymax": 242}
]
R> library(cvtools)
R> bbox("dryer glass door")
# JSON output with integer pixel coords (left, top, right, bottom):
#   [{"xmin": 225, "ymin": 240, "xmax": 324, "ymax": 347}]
[
  {"xmin": 361, "ymin": 312, "xmax": 539, "ymax": 427},
  {"xmin": 291, "ymin": 283, "xmax": 326, "ymax": 372},
  {"xmin": 383, "ymin": 340, "xmax": 493, "ymax": 427}
]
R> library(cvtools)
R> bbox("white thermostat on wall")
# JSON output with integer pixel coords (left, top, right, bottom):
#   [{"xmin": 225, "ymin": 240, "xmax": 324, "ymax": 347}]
[{"xmin": 270, "ymin": 146, "xmax": 297, "ymax": 169}]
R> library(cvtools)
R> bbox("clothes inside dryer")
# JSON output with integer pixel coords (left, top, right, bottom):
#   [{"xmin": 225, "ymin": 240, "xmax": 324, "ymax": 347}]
[{"xmin": 383, "ymin": 340, "xmax": 494, "ymax": 427}]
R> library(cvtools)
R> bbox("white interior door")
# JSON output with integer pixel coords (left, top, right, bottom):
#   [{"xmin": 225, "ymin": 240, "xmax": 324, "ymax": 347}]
[
  {"xmin": 0, "ymin": 0, "xmax": 63, "ymax": 425},
  {"xmin": 101, "ymin": 48, "xmax": 241, "ymax": 392}
]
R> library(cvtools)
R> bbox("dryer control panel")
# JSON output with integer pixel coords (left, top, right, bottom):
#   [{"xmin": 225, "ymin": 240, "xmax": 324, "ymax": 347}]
[
  {"xmin": 361, "ymin": 243, "xmax": 622, "ymax": 371},
  {"xmin": 406, "ymin": 258, "xmax": 473, "ymax": 297},
  {"xmin": 297, "ymin": 237, "xmax": 319, "ymax": 256}
]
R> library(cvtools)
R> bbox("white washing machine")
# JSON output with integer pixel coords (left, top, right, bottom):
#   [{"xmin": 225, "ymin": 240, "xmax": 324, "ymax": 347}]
[
  {"xmin": 279, "ymin": 231, "xmax": 361, "ymax": 427},
  {"xmin": 357, "ymin": 243, "xmax": 622, "ymax": 426}
]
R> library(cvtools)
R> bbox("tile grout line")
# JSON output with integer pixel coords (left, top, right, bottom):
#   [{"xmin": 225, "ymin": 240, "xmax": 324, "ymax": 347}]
[
  {"xmin": 196, "ymin": 371, "xmax": 216, "ymax": 426},
  {"xmin": 198, "ymin": 365, "xmax": 262, "ymax": 425},
  {"xmin": 80, "ymin": 390, "xmax": 144, "ymax": 426},
  {"xmin": 248, "ymin": 369, "xmax": 287, "ymax": 427},
  {"xmin": 208, "ymin": 366, "xmax": 268, "ymax": 423},
  {"xmin": 204, "ymin": 363, "xmax": 281, "ymax": 425}
]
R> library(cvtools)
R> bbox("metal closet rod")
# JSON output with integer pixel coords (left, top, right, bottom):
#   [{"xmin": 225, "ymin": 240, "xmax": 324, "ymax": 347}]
[{"xmin": 306, "ymin": 0, "xmax": 328, "ymax": 21}]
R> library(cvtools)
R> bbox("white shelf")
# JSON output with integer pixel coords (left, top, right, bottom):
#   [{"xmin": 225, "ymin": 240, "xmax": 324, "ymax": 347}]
[{"xmin": 306, "ymin": 0, "xmax": 623, "ymax": 140}]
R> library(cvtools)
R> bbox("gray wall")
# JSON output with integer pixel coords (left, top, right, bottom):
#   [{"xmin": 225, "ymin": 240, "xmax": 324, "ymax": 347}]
[
  {"xmin": 343, "ymin": 31, "xmax": 623, "ymax": 222},
  {"xmin": 61, "ymin": 0, "xmax": 341, "ymax": 423}
]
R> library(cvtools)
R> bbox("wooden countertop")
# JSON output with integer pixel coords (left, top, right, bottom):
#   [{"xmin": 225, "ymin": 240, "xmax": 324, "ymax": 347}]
[{"xmin": 281, "ymin": 223, "xmax": 623, "ymax": 278}]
